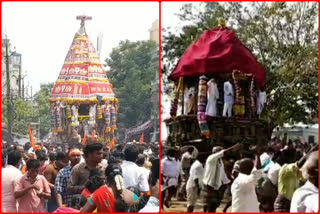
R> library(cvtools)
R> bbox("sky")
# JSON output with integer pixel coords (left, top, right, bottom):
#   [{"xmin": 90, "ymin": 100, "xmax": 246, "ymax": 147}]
[
  {"xmin": 2, "ymin": 1, "xmax": 159, "ymax": 95},
  {"xmin": 161, "ymin": 2, "xmax": 195, "ymax": 140}
]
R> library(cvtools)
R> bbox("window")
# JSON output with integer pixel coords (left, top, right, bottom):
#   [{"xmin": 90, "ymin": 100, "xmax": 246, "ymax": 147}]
[{"xmin": 13, "ymin": 55, "xmax": 21, "ymax": 65}]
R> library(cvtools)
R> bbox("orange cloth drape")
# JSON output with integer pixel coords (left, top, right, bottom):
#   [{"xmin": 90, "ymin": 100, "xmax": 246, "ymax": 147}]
[
  {"xmin": 82, "ymin": 134, "xmax": 88, "ymax": 145},
  {"xmin": 27, "ymin": 125, "xmax": 36, "ymax": 149},
  {"xmin": 110, "ymin": 137, "xmax": 115, "ymax": 149},
  {"xmin": 139, "ymin": 133, "xmax": 144, "ymax": 144}
]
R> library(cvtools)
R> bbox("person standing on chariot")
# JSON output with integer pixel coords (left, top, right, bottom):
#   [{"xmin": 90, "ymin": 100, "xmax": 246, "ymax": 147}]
[
  {"xmin": 223, "ymin": 77, "xmax": 234, "ymax": 117},
  {"xmin": 206, "ymin": 78, "xmax": 219, "ymax": 117}
]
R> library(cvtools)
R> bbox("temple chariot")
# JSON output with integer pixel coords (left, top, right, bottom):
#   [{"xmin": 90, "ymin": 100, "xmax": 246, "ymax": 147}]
[
  {"xmin": 164, "ymin": 21, "xmax": 271, "ymax": 157},
  {"xmin": 49, "ymin": 16, "xmax": 117, "ymax": 146}
]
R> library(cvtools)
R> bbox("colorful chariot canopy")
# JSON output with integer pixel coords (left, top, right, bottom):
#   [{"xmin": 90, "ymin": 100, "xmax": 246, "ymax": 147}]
[
  {"xmin": 50, "ymin": 15, "xmax": 116, "ymax": 103},
  {"xmin": 168, "ymin": 26, "xmax": 266, "ymax": 89}
]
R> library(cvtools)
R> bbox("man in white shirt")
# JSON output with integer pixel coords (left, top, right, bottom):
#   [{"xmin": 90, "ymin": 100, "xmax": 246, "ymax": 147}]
[
  {"xmin": 161, "ymin": 148, "xmax": 179, "ymax": 209},
  {"xmin": 186, "ymin": 155, "xmax": 204, "ymax": 212},
  {"xmin": 2, "ymin": 150, "xmax": 22, "ymax": 212},
  {"xmin": 139, "ymin": 158, "xmax": 159, "ymax": 213},
  {"xmin": 231, "ymin": 145, "xmax": 264, "ymax": 212},
  {"xmin": 267, "ymin": 151, "xmax": 282, "ymax": 186},
  {"xmin": 136, "ymin": 154, "xmax": 151, "ymax": 184},
  {"xmin": 291, "ymin": 151, "xmax": 318, "ymax": 213},
  {"xmin": 121, "ymin": 145, "xmax": 149, "ymax": 194},
  {"xmin": 223, "ymin": 78, "xmax": 234, "ymax": 117},
  {"xmin": 202, "ymin": 143, "xmax": 242, "ymax": 212}
]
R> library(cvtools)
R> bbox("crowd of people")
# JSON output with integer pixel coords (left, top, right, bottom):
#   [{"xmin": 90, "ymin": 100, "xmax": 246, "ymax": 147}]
[
  {"xmin": 161, "ymin": 136, "xmax": 318, "ymax": 213},
  {"xmin": 2, "ymin": 140, "xmax": 160, "ymax": 213}
]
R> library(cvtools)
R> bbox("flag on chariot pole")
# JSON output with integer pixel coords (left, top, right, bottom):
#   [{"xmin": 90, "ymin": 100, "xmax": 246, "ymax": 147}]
[
  {"xmin": 139, "ymin": 132, "xmax": 144, "ymax": 144},
  {"xmin": 28, "ymin": 125, "xmax": 36, "ymax": 149}
]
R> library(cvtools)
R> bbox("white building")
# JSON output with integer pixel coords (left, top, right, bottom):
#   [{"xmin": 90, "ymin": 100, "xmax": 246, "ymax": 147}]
[
  {"xmin": 150, "ymin": 20, "xmax": 159, "ymax": 142},
  {"xmin": 2, "ymin": 37, "xmax": 22, "ymax": 99},
  {"xmin": 149, "ymin": 19, "xmax": 159, "ymax": 44},
  {"xmin": 273, "ymin": 123, "xmax": 318, "ymax": 144}
]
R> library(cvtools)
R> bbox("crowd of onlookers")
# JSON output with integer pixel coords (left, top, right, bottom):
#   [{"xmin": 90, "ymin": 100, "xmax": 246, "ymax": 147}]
[
  {"xmin": 161, "ymin": 135, "xmax": 318, "ymax": 213},
  {"xmin": 2, "ymin": 140, "xmax": 160, "ymax": 213}
]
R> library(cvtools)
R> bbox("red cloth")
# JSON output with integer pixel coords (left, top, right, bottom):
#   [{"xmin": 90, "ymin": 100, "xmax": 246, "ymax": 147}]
[
  {"xmin": 168, "ymin": 27, "xmax": 266, "ymax": 88},
  {"xmin": 90, "ymin": 185, "xmax": 115, "ymax": 213},
  {"xmin": 81, "ymin": 188, "xmax": 91, "ymax": 198}
]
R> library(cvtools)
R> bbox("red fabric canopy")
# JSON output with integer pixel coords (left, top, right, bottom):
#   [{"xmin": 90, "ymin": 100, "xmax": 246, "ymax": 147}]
[
  {"xmin": 168, "ymin": 27, "xmax": 266, "ymax": 88},
  {"xmin": 50, "ymin": 27, "xmax": 116, "ymax": 103}
]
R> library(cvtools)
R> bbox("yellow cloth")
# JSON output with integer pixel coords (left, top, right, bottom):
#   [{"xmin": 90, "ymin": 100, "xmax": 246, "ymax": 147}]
[
  {"xmin": 278, "ymin": 163, "xmax": 302, "ymax": 200},
  {"xmin": 234, "ymin": 104, "xmax": 245, "ymax": 116}
]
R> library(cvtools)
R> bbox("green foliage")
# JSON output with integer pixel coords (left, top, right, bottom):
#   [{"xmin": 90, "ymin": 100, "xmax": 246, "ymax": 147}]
[
  {"xmin": 105, "ymin": 40, "xmax": 157, "ymax": 140},
  {"xmin": 162, "ymin": 2, "xmax": 318, "ymax": 128},
  {"xmin": 1, "ymin": 83, "xmax": 54, "ymax": 138},
  {"xmin": 34, "ymin": 83, "xmax": 54, "ymax": 138}
]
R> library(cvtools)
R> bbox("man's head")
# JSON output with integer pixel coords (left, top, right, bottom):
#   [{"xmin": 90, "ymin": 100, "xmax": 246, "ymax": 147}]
[
  {"xmin": 136, "ymin": 153, "xmax": 145, "ymax": 167},
  {"xmin": 49, "ymin": 152, "xmax": 56, "ymax": 163},
  {"xmin": 7, "ymin": 150, "xmax": 22, "ymax": 167},
  {"xmin": 55, "ymin": 152, "xmax": 69, "ymax": 169},
  {"xmin": 238, "ymin": 158, "xmax": 254, "ymax": 175},
  {"xmin": 84, "ymin": 143, "xmax": 103, "ymax": 164},
  {"xmin": 15, "ymin": 145, "xmax": 24, "ymax": 157},
  {"xmin": 301, "ymin": 151, "xmax": 318, "ymax": 188},
  {"xmin": 37, "ymin": 151, "xmax": 48, "ymax": 166},
  {"xmin": 124, "ymin": 144, "xmax": 139, "ymax": 162},
  {"xmin": 166, "ymin": 148, "xmax": 177, "ymax": 158},
  {"xmin": 281, "ymin": 149, "xmax": 296, "ymax": 164},
  {"xmin": 68, "ymin": 148, "xmax": 81, "ymax": 166},
  {"xmin": 26, "ymin": 159, "xmax": 41, "ymax": 179}
]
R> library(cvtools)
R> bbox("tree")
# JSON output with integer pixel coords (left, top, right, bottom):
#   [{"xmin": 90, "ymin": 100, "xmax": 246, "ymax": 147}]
[
  {"xmin": 2, "ymin": 97, "xmax": 36, "ymax": 136},
  {"xmin": 105, "ymin": 40, "xmax": 157, "ymax": 140},
  {"xmin": 33, "ymin": 83, "xmax": 54, "ymax": 138},
  {"xmin": 162, "ymin": 2, "xmax": 318, "ymax": 129},
  {"xmin": 1, "ymin": 83, "xmax": 54, "ymax": 139}
]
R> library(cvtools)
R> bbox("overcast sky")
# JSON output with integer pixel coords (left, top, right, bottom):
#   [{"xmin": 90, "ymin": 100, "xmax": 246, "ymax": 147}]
[
  {"xmin": 161, "ymin": 2, "xmax": 192, "ymax": 140},
  {"xmin": 2, "ymin": 1, "xmax": 159, "ymax": 94}
]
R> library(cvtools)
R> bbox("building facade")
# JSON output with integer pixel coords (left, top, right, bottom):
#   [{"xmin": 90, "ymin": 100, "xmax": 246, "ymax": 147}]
[
  {"xmin": 273, "ymin": 124, "xmax": 319, "ymax": 144},
  {"xmin": 150, "ymin": 19, "xmax": 159, "ymax": 142},
  {"xmin": 2, "ymin": 37, "xmax": 22, "ymax": 99},
  {"xmin": 149, "ymin": 19, "xmax": 159, "ymax": 44}
]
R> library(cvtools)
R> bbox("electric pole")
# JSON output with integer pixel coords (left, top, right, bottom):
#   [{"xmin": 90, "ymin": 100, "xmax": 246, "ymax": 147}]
[
  {"xmin": 5, "ymin": 35, "xmax": 13, "ymax": 144},
  {"xmin": 18, "ymin": 62, "xmax": 21, "ymax": 98}
]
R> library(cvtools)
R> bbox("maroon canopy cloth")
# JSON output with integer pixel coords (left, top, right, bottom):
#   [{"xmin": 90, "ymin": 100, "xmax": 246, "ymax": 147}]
[{"xmin": 168, "ymin": 27, "xmax": 266, "ymax": 88}]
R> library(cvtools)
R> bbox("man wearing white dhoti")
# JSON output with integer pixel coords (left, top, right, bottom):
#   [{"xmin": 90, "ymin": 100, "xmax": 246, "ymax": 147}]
[
  {"xmin": 223, "ymin": 78, "xmax": 234, "ymax": 117},
  {"xmin": 206, "ymin": 79, "xmax": 219, "ymax": 117}
]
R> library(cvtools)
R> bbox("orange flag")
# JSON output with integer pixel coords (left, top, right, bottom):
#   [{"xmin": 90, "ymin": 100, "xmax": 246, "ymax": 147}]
[
  {"xmin": 27, "ymin": 125, "xmax": 36, "ymax": 149},
  {"xmin": 91, "ymin": 130, "xmax": 96, "ymax": 141},
  {"xmin": 139, "ymin": 132, "xmax": 144, "ymax": 144},
  {"xmin": 82, "ymin": 134, "xmax": 88, "ymax": 145},
  {"xmin": 110, "ymin": 137, "xmax": 115, "ymax": 149}
]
